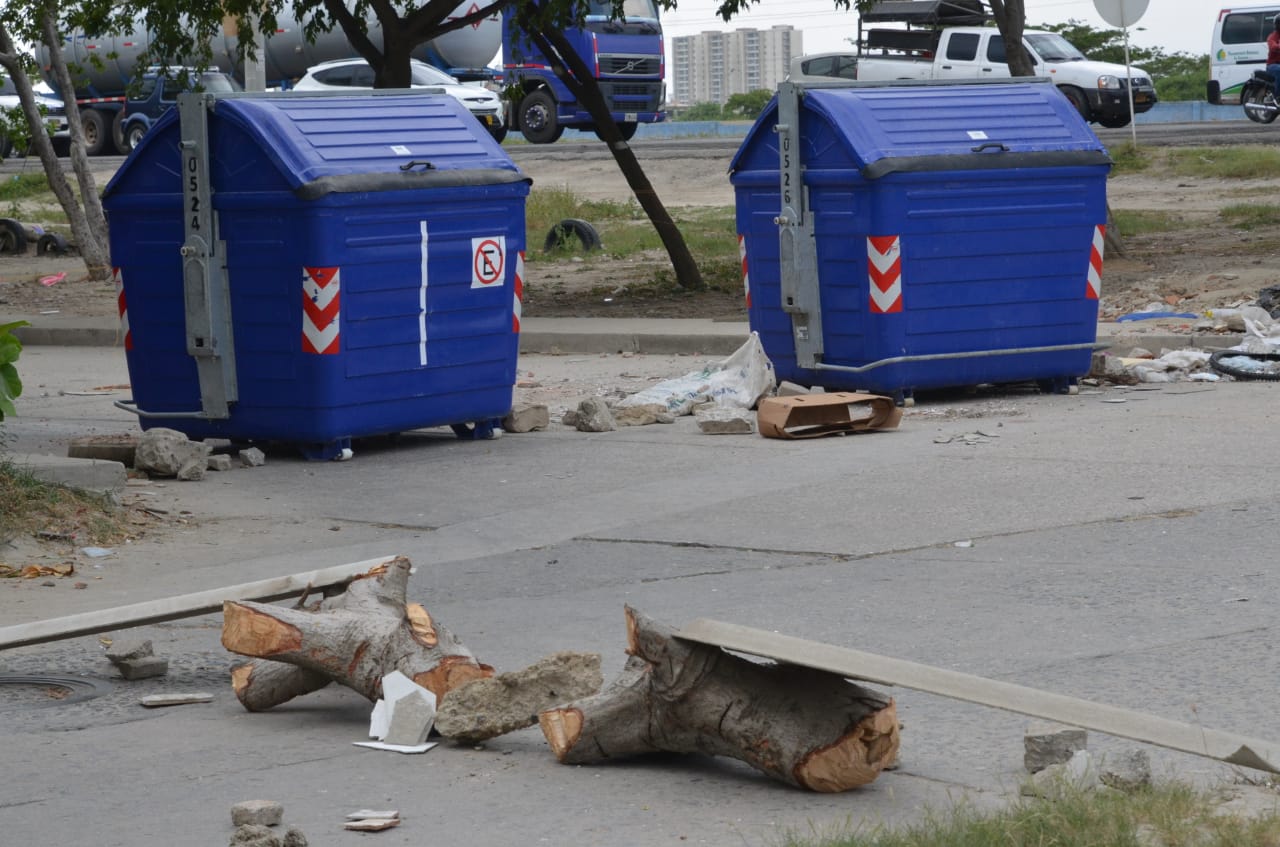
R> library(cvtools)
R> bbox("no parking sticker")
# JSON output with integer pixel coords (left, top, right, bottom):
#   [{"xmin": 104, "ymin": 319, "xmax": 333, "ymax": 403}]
[{"xmin": 471, "ymin": 236, "xmax": 506, "ymax": 289}]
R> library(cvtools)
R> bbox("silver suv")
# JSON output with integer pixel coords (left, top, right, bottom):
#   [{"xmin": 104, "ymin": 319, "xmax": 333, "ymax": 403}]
[
  {"xmin": 0, "ymin": 77, "xmax": 70, "ymax": 157},
  {"xmin": 293, "ymin": 58, "xmax": 506, "ymax": 142}
]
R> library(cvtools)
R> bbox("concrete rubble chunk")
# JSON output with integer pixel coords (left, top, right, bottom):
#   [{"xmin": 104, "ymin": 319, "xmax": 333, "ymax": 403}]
[
  {"xmin": 560, "ymin": 409, "xmax": 579, "ymax": 427},
  {"xmin": 176, "ymin": 456, "xmax": 207, "ymax": 481},
  {"xmin": 232, "ymin": 800, "xmax": 284, "ymax": 827},
  {"xmin": 67, "ymin": 434, "xmax": 138, "ymax": 467},
  {"xmin": 207, "ymin": 454, "xmax": 234, "ymax": 472},
  {"xmin": 1021, "ymin": 749, "xmax": 1098, "ymax": 798},
  {"xmin": 229, "ymin": 824, "xmax": 280, "ymax": 847},
  {"xmin": 239, "ymin": 447, "xmax": 266, "ymax": 468},
  {"xmin": 140, "ymin": 692, "xmax": 214, "ymax": 707},
  {"xmin": 503, "ymin": 404, "xmax": 550, "ymax": 433},
  {"xmin": 695, "ymin": 407, "xmax": 755, "ymax": 435},
  {"xmin": 1100, "ymin": 749, "xmax": 1152, "ymax": 791},
  {"xmin": 614, "ymin": 403, "xmax": 674, "ymax": 427},
  {"xmin": 105, "ymin": 639, "xmax": 153, "ymax": 663},
  {"xmin": 281, "ymin": 828, "xmax": 308, "ymax": 847},
  {"xmin": 435, "ymin": 651, "xmax": 604, "ymax": 743},
  {"xmin": 574, "ymin": 397, "xmax": 616, "ymax": 432},
  {"xmin": 382, "ymin": 689, "xmax": 435, "ymax": 747},
  {"xmin": 1024, "ymin": 722, "xmax": 1088, "ymax": 774},
  {"xmin": 344, "ymin": 819, "xmax": 399, "ymax": 832},
  {"xmin": 135, "ymin": 428, "xmax": 212, "ymax": 478},
  {"xmin": 116, "ymin": 655, "xmax": 169, "ymax": 680}
]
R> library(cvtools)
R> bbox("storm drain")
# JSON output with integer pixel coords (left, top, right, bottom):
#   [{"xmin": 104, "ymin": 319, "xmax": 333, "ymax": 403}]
[{"xmin": 0, "ymin": 674, "xmax": 113, "ymax": 709}]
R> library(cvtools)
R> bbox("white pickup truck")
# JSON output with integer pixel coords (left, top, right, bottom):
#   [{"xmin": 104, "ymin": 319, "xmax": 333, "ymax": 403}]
[{"xmin": 791, "ymin": 26, "xmax": 1157, "ymax": 128}]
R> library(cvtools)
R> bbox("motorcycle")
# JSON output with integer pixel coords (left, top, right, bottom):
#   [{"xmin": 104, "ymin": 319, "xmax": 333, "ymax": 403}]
[{"xmin": 1243, "ymin": 70, "xmax": 1280, "ymax": 124}]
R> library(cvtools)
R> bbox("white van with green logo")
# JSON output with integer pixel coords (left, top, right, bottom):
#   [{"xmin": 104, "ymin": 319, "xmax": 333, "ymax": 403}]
[{"xmin": 1209, "ymin": 4, "xmax": 1280, "ymax": 105}]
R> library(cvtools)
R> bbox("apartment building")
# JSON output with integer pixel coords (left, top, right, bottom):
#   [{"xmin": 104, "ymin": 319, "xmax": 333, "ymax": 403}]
[{"xmin": 670, "ymin": 25, "xmax": 802, "ymax": 107}]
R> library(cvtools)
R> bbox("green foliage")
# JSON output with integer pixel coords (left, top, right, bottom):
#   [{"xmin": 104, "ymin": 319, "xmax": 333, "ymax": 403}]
[
  {"xmin": 1221, "ymin": 203, "xmax": 1280, "ymax": 230},
  {"xmin": 0, "ymin": 320, "xmax": 29, "ymax": 421},
  {"xmin": 1112, "ymin": 209, "xmax": 1186, "ymax": 237},
  {"xmin": 673, "ymin": 101, "xmax": 726, "ymax": 121},
  {"xmin": 723, "ymin": 89, "xmax": 772, "ymax": 119},
  {"xmin": 1033, "ymin": 19, "xmax": 1209, "ymax": 102}
]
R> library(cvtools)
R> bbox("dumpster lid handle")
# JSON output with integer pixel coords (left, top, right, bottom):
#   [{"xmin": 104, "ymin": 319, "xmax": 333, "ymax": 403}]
[
  {"xmin": 971, "ymin": 142, "xmax": 1010, "ymax": 153},
  {"xmin": 399, "ymin": 160, "xmax": 436, "ymax": 171}
]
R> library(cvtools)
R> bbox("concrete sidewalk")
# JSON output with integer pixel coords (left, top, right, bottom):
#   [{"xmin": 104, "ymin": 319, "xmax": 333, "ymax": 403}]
[{"xmin": 8, "ymin": 312, "xmax": 1247, "ymax": 356}]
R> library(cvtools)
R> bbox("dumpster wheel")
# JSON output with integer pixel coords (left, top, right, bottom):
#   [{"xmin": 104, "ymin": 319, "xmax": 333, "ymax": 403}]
[
  {"xmin": 452, "ymin": 420, "xmax": 503, "ymax": 440},
  {"xmin": 298, "ymin": 438, "xmax": 354, "ymax": 461}
]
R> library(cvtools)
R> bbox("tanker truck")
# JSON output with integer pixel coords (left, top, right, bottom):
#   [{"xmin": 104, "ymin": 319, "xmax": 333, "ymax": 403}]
[{"xmin": 37, "ymin": 2, "xmax": 502, "ymax": 155}]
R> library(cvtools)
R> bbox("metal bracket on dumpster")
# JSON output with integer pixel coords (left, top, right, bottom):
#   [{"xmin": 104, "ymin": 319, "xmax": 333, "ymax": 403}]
[
  {"xmin": 773, "ymin": 82, "xmax": 824, "ymax": 370},
  {"xmin": 176, "ymin": 91, "xmax": 237, "ymax": 420}
]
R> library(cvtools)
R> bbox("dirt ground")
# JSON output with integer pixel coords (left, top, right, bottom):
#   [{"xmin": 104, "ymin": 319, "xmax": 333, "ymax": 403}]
[{"xmin": 1, "ymin": 157, "xmax": 1277, "ymax": 324}]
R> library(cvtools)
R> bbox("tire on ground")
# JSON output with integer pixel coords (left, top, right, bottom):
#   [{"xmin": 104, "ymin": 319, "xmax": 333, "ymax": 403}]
[
  {"xmin": 0, "ymin": 218, "xmax": 28, "ymax": 255},
  {"xmin": 544, "ymin": 218, "xmax": 601, "ymax": 253}
]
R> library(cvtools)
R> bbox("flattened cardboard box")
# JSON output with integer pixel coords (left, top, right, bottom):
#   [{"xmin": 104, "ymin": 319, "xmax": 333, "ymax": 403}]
[{"xmin": 757, "ymin": 393, "xmax": 902, "ymax": 439}]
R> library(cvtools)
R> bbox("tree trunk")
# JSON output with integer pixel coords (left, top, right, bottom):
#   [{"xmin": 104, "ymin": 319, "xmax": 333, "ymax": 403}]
[
  {"xmin": 222, "ymin": 557, "xmax": 494, "ymax": 710},
  {"xmin": 518, "ymin": 7, "xmax": 704, "ymax": 291},
  {"xmin": 990, "ymin": 0, "xmax": 1036, "ymax": 77},
  {"xmin": 1104, "ymin": 202, "xmax": 1126, "ymax": 258},
  {"xmin": 539, "ymin": 607, "xmax": 900, "ymax": 792}
]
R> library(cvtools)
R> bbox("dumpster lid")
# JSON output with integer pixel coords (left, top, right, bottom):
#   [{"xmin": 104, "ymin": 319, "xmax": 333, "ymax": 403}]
[
  {"xmin": 729, "ymin": 82, "xmax": 1111, "ymax": 179},
  {"xmin": 107, "ymin": 91, "xmax": 524, "ymax": 197}
]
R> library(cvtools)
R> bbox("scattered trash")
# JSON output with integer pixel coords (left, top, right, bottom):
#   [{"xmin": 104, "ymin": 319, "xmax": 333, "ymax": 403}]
[
  {"xmin": 353, "ymin": 670, "xmax": 439, "ymax": 754},
  {"xmin": 954, "ymin": 540, "xmax": 974, "ymax": 548},
  {"xmin": 616, "ymin": 332, "xmax": 775, "ymax": 417},
  {"xmin": 758, "ymin": 393, "xmax": 901, "ymax": 439},
  {"xmin": 38, "ymin": 272, "xmax": 66, "ymax": 287},
  {"xmin": 0, "ymin": 563, "xmax": 74, "ymax": 579},
  {"xmin": 1209, "ymin": 351, "xmax": 1280, "ymax": 381},
  {"xmin": 1115, "ymin": 311, "xmax": 1197, "ymax": 322},
  {"xmin": 140, "ymin": 692, "xmax": 214, "ymax": 707},
  {"xmin": 80, "ymin": 546, "xmax": 114, "ymax": 558}
]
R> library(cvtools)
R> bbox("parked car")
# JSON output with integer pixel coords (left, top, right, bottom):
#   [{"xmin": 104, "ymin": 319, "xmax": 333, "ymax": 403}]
[
  {"xmin": 787, "ymin": 53, "xmax": 859, "ymax": 84},
  {"xmin": 120, "ymin": 68, "xmax": 243, "ymax": 153},
  {"xmin": 0, "ymin": 76, "xmax": 70, "ymax": 157},
  {"xmin": 292, "ymin": 58, "xmax": 507, "ymax": 142}
]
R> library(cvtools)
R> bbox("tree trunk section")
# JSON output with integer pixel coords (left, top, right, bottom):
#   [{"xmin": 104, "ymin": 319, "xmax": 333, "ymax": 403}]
[
  {"xmin": 222, "ymin": 557, "xmax": 493, "ymax": 710},
  {"xmin": 539, "ymin": 607, "xmax": 900, "ymax": 792}
]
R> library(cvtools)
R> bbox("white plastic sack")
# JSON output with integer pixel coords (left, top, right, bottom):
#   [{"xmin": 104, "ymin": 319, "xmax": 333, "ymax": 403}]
[{"xmin": 616, "ymin": 332, "xmax": 776, "ymax": 417}]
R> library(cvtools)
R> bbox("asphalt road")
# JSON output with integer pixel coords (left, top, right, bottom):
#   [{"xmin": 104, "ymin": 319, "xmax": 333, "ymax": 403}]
[{"xmin": 4, "ymin": 346, "xmax": 1280, "ymax": 846}]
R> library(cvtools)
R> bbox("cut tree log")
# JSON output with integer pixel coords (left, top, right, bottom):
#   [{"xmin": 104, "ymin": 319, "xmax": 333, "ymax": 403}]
[
  {"xmin": 538, "ymin": 607, "xmax": 900, "ymax": 792},
  {"xmin": 222, "ymin": 556, "xmax": 493, "ymax": 710}
]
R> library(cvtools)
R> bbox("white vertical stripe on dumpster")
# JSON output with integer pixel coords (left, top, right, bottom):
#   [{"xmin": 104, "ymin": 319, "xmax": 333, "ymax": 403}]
[
  {"xmin": 513, "ymin": 250, "xmax": 524, "ymax": 333},
  {"xmin": 419, "ymin": 221, "xmax": 429, "ymax": 366},
  {"xmin": 113, "ymin": 267, "xmax": 132, "ymax": 351},
  {"xmin": 1086, "ymin": 224, "xmax": 1105, "ymax": 300},
  {"xmin": 867, "ymin": 235, "xmax": 904, "ymax": 314},
  {"xmin": 738, "ymin": 234, "xmax": 751, "ymax": 308}
]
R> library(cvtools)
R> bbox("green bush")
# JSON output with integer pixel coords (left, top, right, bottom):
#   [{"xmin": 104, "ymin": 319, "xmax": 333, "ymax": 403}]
[{"xmin": 0, "ymin": 319, "xmax": 28, "ymax": 421}]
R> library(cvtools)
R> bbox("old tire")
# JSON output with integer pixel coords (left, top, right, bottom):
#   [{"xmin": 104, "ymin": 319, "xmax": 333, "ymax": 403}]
[
  {"xmin": 519, "ymin": 90, "xmax": 563, "ymax": 145},
  {"xmin": 125, "ymin": 122, "xmax": 147, "ymax": 153},
  {"xmin": 36, "ymin": 232, "xmax": 68, "ymax": 256},
  {"xmin": 0, "ymin": 218, "xmax": 28, "ymax": 255},
  {"xmin": 544, "ymin": 218, "xmax": 601, "ymax": 253},
  {"xmin": 488, "ymin": 124, "xmax": 508, "ymax": 144},
  {"xmin": 1209, "ymin": 350, "xmax": 1280, "ymax": 380},
  {"xmin": 111, "ymin": 110, "xmax": 126, "ymax": 154},
  {"xmin": 1098, "ymin": 115, "xmax": 1131, "ymax": 129},
  {"xmin": 81, "ymin": 109, "xmax": 109, "ymax": 156},
  {"xmin": 1059, "ymin": 86, "xmax": 1091, "ymax": 123}
]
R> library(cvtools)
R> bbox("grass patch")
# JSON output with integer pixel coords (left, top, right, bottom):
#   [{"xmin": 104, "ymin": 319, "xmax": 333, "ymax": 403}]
[
  {"xmin": 1111, "ymin": 209, "xmax": 1189, "ymax": 237},
  {"xmin": 1107, "ymin": 143, "xmax": 1151, "ymax": 175},
  {"xmin": 781, "ymin": 780, "xmax": 1280, "ymax": 847},
  {"xmin": 0, "ymin": 460, "xmax": 130, "ymax": 551},
  {"xmin": 1163, "ymin": 147, "xmax": 1280, "ymax": 180},
  {"xmin": 0, "ymin": 171, "xmax": 53, "ymax": 201},
  {"xmin": 1221, "ymin": 203, "xmax": 1280, "ymax": 230}
]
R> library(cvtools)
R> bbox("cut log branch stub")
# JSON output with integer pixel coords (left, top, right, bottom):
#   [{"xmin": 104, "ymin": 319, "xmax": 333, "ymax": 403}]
[
  {"xmin": 222, "ymin": 556, "xmax": 493, "ymax": 710},
  {"xmin": 538, "ymin": 607, "xmax": 900, "ymax": 792}
]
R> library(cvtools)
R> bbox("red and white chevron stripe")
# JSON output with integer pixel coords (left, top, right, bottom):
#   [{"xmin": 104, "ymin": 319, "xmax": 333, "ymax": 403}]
[
  {"xmin": 302, "ymin": 266, "xmax": 340, "ymax": 355},
  {"xmin": 113, "ymin": 267, "xmax": 132, "ymax": 350},
  {"xmin": 513, "ymin": 250, "xmax": 525, "ymax": 333},
  {"xmin": 1086, "ymin": 224, "xmax": 1105, "ymax": 300},
  {"xmin": 738, "ymin": 234, "xmax": 751, "ymax": 308},
  {"xmin": 867, "ymin": 235, "xmax": 903, "ymax": 314}
]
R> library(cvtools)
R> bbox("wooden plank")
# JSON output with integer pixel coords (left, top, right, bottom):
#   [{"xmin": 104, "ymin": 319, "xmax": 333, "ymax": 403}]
[
  {"xmin": 0, "ymin": 555, "xmax": 396, "ymax": 651},
  {"xmin": 676, "ymin": 618, "xmax": 1280, "ymax": 774}
]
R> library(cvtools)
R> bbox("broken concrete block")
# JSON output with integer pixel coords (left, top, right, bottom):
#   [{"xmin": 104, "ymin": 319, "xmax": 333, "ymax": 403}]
[
  {"xmin": 344, "ymin": 819, "xmax": 399, "ymax": 832},
  {"xmin": 239, "ymin": 447, "xmax": 266, "ymax": 468},
  {"xmin": 1100, "ymin": 749, "xmax": 1151, "ymax": 792},
  {"xmin": 140, "ymin": 692, "xmax": 214, "ymax": 707},
  {"xmin": 176, "ymin": 456, "xmax": 207, "ymax": 481},
  {"xmin": 435, "ymin": 651, "xmax": 603, "ymax": 743},
  {"xmin": 135, "ymin": 428, "xmax": 212, "ymax": 477},
  {"xmin": 503, "ymin": 404, "xmax": 550, "ymax": 433},
  {"xmin": 67, "ymin": 434, "xmax": 138, "ymax": 467},
  {"xmin": 105, "ymin": 639, "xmax": 153, "ymax": 663},
  {"xmin": 574, "ymin": 397, "xmax": 616, "ymax": 432},
  {"xmin": 614, "ymin": 403, "xmax": 674, "ymax": 427},
  {"xmin": 382, "ymin": 689, "xmax": 435, "ymax": 747},
  {"xmin": 230, "ymin": 824, "xmax": 280, "ymax": 847},
  {"xmin": 560, "ymin": 409, "xmax": 580, "ymax": 427},
  {"xmin": 695, "ymin": 407, "xmax": 755, "ymax": 435},
  {"xmin": 1024, "ymin": 723, "xmax": 1087, "ymax": 774},
  {"xmin": 207, "ymin": 454, "xmax": 234, "ymax": 472},
  {"xmin": 281, "ymin": 828, "xmax": 307, "ymax": 847},
  {"xmin": 1021, "ymin": 750, "xmax": 1098, "ymax": 798},
  {"xmin": 115, "ymin": 656, "xmax": 169, "ymax": 680},
  {"xmin": 232, "ymin": 800, "xmax": 284, "ymax": 827}
]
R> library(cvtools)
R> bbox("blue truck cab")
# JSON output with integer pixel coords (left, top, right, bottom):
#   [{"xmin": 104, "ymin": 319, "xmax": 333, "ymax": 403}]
[
  {"xmin": 120, "ymin": 68, "xmax": 242, "ymax": 153},
  {"xmin": 504, "ymin": 0, "xmax": 665, "ymax": 143}
]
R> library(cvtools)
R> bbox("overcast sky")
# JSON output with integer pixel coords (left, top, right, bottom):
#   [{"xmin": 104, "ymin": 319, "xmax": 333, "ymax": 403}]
[{"xmin": 661, "ymin": 0, "xmax": 1210, "ymax": 58}]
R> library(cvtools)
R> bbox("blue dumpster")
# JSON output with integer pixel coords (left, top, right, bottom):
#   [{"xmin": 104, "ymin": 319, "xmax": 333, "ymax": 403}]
[
  {"xmin": 730, "ymin": 80, "xmax": 1111, "ymax": 401},
  {"xmin": 103, "ymin": 92, "xmax": 530, "ymax": 458}
]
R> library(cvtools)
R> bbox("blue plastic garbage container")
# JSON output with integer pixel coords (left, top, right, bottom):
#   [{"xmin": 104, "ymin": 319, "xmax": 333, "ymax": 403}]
[
  {"xmin": 103, "ymin": 92, "xmax": 530, "ymax": 458},
  {"xmin": 730, "ymin": 80, "xmax": 1111, "ymax": 401}
]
